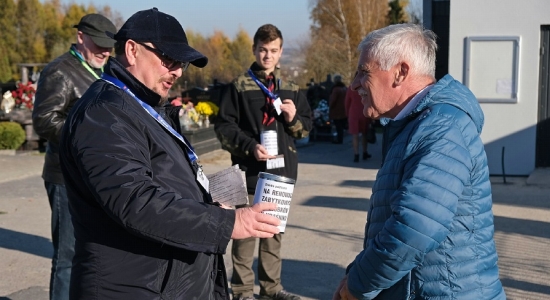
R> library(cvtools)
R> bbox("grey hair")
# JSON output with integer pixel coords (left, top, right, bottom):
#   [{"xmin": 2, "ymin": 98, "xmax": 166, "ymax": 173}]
[{"xmin": 357, "ymin": 23, "xmax": 437, "ymax": 77}]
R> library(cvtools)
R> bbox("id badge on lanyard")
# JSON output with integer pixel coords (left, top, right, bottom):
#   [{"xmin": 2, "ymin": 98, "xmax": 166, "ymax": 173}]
[{"xmin": 195, "ymin": 164, "xmax": 210, "ymax": 192}]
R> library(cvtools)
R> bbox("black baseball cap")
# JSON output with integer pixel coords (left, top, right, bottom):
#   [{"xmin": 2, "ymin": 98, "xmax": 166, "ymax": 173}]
[
  {"xmin": 73, "ymin": 14, "xmax": 116, "ymax": 48},
  {"xmin": 107, "ymin": 7, "xmax": 208, "ymax": 68}
]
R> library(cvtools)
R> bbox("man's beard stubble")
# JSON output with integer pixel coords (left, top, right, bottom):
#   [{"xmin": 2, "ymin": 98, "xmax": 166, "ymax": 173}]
[
  {"xmin": 155, "ymin": 75, "xmax": 175, "ymax": 106},
  {"xmin": 153, "ymin": 86, "xmax": 169, "ymax": 106},
  {"xmin": 87, "ymin": 57, "xmax": 107, "ymax": 70},
  {"xmin": 158, "ymin": 96, "xmax": 168, "ymax": 106}
]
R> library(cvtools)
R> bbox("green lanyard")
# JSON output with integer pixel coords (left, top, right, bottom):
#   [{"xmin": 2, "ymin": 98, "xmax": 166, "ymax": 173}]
[{"xmin": 69, "ymin": 48, "xmax": 102, "ymax": 79}]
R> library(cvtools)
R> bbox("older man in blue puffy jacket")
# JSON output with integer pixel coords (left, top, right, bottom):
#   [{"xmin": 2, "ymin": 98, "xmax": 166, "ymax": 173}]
[{"xmin": 333, "ymin": 23, "xmax": 506, "ymax": 300}]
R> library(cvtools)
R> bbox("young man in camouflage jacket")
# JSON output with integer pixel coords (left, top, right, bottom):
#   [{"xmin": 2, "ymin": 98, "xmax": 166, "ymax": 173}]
[{"xmin": 215, "ymin": 24, "xmax": 312, "ymax": 300}]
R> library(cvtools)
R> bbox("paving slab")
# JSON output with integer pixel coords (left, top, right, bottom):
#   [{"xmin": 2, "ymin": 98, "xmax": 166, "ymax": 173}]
[{"xmin": 0, "ymin": 135, "xmax": 549, "ymax": 300}]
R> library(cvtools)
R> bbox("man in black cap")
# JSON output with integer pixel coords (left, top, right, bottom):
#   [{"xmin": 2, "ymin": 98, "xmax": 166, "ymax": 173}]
[
  {"xmin": 58, "ymin": 8, "xmax": 281, "ymax": 299},
  {"xmin": 32, "ymin": 13, "xmax": 116, "ymax": 300}
]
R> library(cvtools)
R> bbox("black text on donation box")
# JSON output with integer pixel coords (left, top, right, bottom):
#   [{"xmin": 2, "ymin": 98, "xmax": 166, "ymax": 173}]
[{"xmin": 253, "ymin": 172, "xmax": 295, "ymax": 233}]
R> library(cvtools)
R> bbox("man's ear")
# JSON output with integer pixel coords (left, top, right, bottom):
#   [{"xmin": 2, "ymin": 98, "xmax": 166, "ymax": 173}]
[
  {"xmin": 125, "ymin": 40, "xmax": 138, "ymax": 66},
  {"xmin": 394, "ymin": 62, "xmax": 410, "ymax": 85},
  {"xmin": 76, "ymin": 31, "xmax": 84, "ymax": 45}
]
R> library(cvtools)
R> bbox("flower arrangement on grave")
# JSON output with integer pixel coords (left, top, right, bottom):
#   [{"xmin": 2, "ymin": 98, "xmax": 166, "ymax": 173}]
[
  {"xmin": 11, "ymin": 82, "xmax": 36, "ymax": 110},
  {"xmin": 194, "ymin": 101, "xmax": 219, "ymax": 117},
  {"xmin": 1, "ymin": 91, "xmax": 16, "ymax": 113},
  {"xmin": 176, "ymin": 101, "xmax": 219, "ymax": 129},
  {"xmin": 187, "ymin": 107, "xmax": 201, "ymax": 124}
]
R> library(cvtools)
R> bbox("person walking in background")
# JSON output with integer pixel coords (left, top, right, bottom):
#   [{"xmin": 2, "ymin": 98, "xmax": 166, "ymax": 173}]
[
  {"xmin": 329, "ymin": 75, "xmax": 348, "ymax": 144},
  {"xmin": 59, "ymin": 8, "xmax": 280, "ymax": 299},
  {"xmin": 32, "ymin": 13, "xmax": 116, "ymax": 300},
  {"xmin": 306, "ymin": 78, "xmax": 325, "ymax": 110},
  {"xmin": 333, "ymin": 23, "xmax": 505, "ymax": 300},
  {"xmin": 215, "ymin": 24, "xmax": 312, "ymax": 300},
  {"xmin": 345, "ymin": 81, "xmax": 371, "ymax": 162}
]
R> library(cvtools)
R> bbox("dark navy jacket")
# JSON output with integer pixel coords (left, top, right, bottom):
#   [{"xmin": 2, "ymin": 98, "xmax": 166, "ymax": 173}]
[{"xmin": 60, "ymin": 58, "xmax": 234, "ymax": 300}]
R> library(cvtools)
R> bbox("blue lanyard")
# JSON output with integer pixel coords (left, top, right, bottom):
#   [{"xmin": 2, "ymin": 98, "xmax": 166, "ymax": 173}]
[
  {"xmin": 101, "ymin": 73, "xmax": 199, "ymax": 165},
  {"xmin": 247, "ymin": 69, "xmax": 280, "ymax": 99}
]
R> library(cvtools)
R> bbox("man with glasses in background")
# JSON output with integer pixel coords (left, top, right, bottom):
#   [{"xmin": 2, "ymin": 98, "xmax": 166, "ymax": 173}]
[
  {"xmin": 32, "ymin": 13, "xmax": 116, "ymax": 300},
  {"xmin": 59, "ymin": 8, "xmax": 281, "ymax": 299}
]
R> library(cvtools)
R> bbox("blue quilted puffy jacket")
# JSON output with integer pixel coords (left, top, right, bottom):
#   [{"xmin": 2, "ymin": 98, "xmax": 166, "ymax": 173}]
[{"xmin": 347, "ymin": 75, "xmax": 506, "ymax": 300}]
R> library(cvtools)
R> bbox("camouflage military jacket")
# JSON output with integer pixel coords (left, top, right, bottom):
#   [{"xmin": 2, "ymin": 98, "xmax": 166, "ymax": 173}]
[{"xmin": 214, "ymin": 62, "xmax": 312, "ymax": 192}]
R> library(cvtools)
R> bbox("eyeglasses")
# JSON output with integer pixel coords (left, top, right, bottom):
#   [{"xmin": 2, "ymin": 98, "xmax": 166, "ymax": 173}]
[{"xmin": 137, "ymin": 42, "xmax": 190, "ymax": 71}]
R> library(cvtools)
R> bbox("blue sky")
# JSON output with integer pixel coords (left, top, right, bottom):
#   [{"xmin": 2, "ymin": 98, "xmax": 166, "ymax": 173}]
[
  {"xmin": 62, "ymin": 0, "xmax": 312, "ymax": 47},
  {"xmin": 60, "ymin": 0, "xmax": 422, "ymax": 48}
]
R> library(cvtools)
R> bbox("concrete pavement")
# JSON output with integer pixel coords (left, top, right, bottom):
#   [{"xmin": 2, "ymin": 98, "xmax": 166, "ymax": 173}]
[{"xmin": 0, "ymin": 134, "xmax": 549, "ymax": 299}]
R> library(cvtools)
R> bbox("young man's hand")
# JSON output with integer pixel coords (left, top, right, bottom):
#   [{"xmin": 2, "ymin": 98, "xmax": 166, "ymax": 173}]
[
  {"xmin": 253, "ymin": 144, "xmax": 276, "ymax": 161},
  {"xmin": 279, "ymin": 99, "xmax": 296, "ymax": 123}
]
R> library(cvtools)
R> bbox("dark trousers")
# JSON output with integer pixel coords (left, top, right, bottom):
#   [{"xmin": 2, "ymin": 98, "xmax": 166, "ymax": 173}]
[
  {"xmin": 45, "ymin": 181, "xmax": 75, "ymax": 300},
  {"xmin": 231, "ymin": 195, "xmax": 283, "ymax": 297},
  {"xmin": 333, "ymin": 118, "xmax": 347, "ymax": 144}
]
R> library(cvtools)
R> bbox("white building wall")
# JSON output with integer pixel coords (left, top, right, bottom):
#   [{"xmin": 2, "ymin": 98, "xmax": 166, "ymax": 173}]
[{"xmin": 447, "ymin": 0, "xmax": 550, "ymax": 175}]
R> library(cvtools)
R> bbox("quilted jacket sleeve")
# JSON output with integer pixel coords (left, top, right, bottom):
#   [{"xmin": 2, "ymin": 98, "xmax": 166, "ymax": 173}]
[{"xmin": 347, "ymin": 114, "xmax": 473, "ymax": 299}]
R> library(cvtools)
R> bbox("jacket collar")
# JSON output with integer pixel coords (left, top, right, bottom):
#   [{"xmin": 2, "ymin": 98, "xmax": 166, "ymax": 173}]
[
  {"xmin": 380, "ymin": 74, "xmax": 483, "ymax": 133},
  {"xmin": 249, "ymin": 62, "xmax": 280, "ymax": 82},
  {"xmin": 103, "ymin": 57, "xmax": 162, "ymax": 107}
]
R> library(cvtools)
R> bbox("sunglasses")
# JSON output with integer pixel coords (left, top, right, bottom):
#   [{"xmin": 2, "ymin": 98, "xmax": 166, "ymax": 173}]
[{"xmin": 137, "ymin": 42, "xmax": 190, "ymax": 71}]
